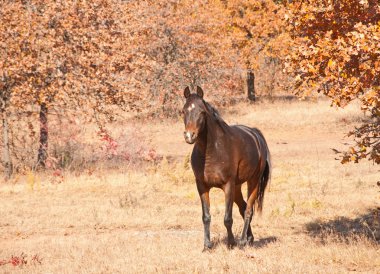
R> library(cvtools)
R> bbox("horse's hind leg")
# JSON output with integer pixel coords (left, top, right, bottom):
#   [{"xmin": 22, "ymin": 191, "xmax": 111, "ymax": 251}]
[
  {"xmin": 234, "ymin": 186, "xmax": 254, "ymax": 244},
  {"xmin": 239, "ymin": 178, "xmax": 259, "ymax": 247}
]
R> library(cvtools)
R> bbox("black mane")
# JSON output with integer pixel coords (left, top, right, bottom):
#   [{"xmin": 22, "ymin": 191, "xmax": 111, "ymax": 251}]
[{"xmin": 202, "ymin": 100, "xmax": 228, "ymax": 129}]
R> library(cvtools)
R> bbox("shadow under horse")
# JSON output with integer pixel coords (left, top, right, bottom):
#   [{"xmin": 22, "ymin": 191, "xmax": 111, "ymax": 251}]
[{"xmin": 181, "ymin": 86, "xmax": 271, "ymax": 250}]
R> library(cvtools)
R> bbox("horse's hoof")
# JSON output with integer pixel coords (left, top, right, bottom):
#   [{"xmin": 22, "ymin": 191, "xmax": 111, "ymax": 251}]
[
  {"xmin": 202, "ymin": 247, "xmax": 212, "ymax": 252},
  {"xmin": 227, "ymin": 243, "xmax": 236, "ymax": 249},
  {"xmin": 202, "ymin": 242, "xmax": 213, "ymax": 252},
  {"xmin": 247, "ymin": 236, "xmax": 254, "ymax": 246},
  {"xmin": 238, "ymin": 239, "xmax": 248, "ymax": 249}
]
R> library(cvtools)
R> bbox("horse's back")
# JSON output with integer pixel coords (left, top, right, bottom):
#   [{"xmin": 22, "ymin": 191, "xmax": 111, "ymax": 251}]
[{"xmin": 232, "ymin": 125, "xmax": 268, "ymax": 153}]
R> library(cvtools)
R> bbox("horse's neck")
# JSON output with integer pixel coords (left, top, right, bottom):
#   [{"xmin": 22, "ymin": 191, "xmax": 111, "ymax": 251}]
[
  {"xmin": 197, "ymin": 115, "xmax": 229, "ymax": 154},
  {"xmin": 208, "ymin": 114, "xmax": 228, "ymax": 140}
]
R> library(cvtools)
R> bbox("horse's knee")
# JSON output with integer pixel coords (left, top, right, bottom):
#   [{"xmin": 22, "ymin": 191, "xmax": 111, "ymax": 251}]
[
  {"xmin": 239, "ymin": 203, "xmax": 247, "ymax": 217},
  {"xmin": 224, "ymin": 216, "xmax": 233, "ymax": 228},
  {"xmin": 244, "ymin": 209, "xmax": 253, "ymax": 221},
  {"xmin": 202, "ymin": 214, "xmax": 211, "ymax": 225}
]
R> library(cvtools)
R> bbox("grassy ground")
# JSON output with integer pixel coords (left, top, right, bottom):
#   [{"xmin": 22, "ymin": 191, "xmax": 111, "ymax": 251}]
[{"xmin": 1, "ymin": 99, "xmax": 379, "ymax": 273}]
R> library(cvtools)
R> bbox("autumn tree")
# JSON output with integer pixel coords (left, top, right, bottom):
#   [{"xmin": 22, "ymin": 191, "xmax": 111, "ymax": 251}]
[
  {"xmin": 0, "ymin": 0, "xmax": 138, "ymax": 172},
  {"xmin": 126, "ymin": 0, "xmax": 291, "ymax": 110},
  {"xmin": 1, "ymin": 0, "xmax": 297, "ymax": 179},
  {"xmin": 124, "ymin": 0, "xmax": 243, "ymax": 114},
  {"xmin": 0, "ymin": 74, "xmax": 14, "ymax": 180},
  {"xmin": 221, "ymin": 0, "xmax": 290, "ymax": 100},
  {"xmin": 286, "ymin": 0, "xmax": 380, "ymax": 163}
]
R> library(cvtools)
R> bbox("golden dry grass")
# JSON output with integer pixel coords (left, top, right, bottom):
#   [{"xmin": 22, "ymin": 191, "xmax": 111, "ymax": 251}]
[{"xmin": 1, "ymin": 99, "xmax": 379, "ymax": 273}]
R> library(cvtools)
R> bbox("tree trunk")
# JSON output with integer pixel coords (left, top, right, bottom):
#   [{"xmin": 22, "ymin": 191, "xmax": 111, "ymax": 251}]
[
  {"xmin": 37, "ymin": 103, "xmax": 48, "ymax": 168},
  {"xmin": 247, "ymin": 69, "xmax": 256, "ymax": 101},
  {"xmin": 2, "ymin": 111, "xmax": 13, "ymax": 180}
]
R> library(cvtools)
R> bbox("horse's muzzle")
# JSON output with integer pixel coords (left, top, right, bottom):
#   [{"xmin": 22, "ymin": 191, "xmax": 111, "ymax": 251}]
[{"xmin": 184, "ymin": 131, "xmax": 197, "ymax": 144}]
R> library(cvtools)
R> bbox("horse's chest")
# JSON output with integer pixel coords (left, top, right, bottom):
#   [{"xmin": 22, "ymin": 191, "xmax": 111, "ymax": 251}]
[{"xmin": 191, "ymin": 143, "xmax": 233, "ymax": 186}]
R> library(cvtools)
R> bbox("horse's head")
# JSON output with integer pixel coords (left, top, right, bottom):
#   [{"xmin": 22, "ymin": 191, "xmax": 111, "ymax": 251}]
[{"xmin": 182, "ymin": 86, "xmax": 206, "ymax": 144}]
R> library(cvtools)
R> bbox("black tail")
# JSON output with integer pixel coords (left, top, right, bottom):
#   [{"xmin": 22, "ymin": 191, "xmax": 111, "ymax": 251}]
[
  {"xmin": 249, "ymin": 127, "xmax": 271, "ymax": 213},
  {"xmin": 256, "ymin": 159, "xmax": 270, "ymax": 213}
]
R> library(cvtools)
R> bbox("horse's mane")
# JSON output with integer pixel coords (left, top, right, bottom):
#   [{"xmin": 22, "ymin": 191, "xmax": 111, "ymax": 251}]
[{"xmin": 203, "ymin": 100, "xmax": 229, "ymax": 130}]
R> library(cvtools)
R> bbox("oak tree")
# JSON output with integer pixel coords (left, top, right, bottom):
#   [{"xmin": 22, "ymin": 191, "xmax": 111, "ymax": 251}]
[
  {"xmin": 221, "ymin": 0, "xmax": 290, "ymax": 100},
  {"xmin": 0, "ymin": 0, "xmax": 136, "ymax": 171},
  {"xmin": 286, "ymin": 0, "xmax": 380, "ymax": 163}
]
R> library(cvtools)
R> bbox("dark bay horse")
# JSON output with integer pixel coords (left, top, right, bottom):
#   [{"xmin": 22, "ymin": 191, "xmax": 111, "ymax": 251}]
[{"xmin": 182, "ymin": 86, "xmax": 271, "ymax": 250}]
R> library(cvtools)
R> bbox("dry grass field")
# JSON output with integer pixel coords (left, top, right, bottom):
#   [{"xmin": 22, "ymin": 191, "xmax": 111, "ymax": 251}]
[{"xmin": 1, "ymin": 99, "xmax": 379, "ymax": 273}]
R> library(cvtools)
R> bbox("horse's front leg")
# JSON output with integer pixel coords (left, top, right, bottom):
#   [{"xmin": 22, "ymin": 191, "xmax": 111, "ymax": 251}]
[
  {"xmin": 224, "ymin": 182, "xmax": 236, "ymax": 248},
  {"xmin": 197, "ymin": 182, "xmax": 212, "ymax": 251}
]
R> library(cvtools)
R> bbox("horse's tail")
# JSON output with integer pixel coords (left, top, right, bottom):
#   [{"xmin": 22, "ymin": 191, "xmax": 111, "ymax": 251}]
[{"xmin": 256, "ymin": 143, "xmax": 271, "ymax": 214}]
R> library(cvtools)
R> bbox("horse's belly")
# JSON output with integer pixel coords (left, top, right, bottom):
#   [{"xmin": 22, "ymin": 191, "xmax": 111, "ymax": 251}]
[{"xmin": 237, "ymin": 156, "xmax": 260, "ymax": 183}]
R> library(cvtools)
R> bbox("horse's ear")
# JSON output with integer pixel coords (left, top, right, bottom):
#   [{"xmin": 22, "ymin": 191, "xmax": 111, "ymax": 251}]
[
  {"xmin": 196, "ymin": 86, "xmax": 204, "ymax": 98},
  {"xmin": 184, "ymin": 86, "xmax": 191, "ymax": 98}
]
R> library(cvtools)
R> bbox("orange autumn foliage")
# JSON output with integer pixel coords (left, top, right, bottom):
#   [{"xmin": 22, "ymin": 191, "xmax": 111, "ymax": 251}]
[{"xmin": 286, "ymin": 0, "xmax": 380, "ymax": 164}]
